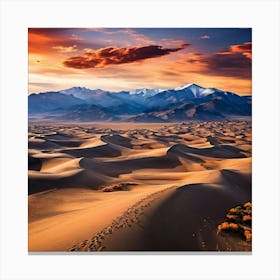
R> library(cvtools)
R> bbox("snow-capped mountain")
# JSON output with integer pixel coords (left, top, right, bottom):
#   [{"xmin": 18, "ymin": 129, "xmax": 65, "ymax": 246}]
[
  {"xmin": 130, "ymin": 88, "xmax": 163, "ymax": 97},
  {"xmin": 174, "ymin": 83, "xmax": 213, "ymax": 98},
  {"xmin": 28, "ymin": 83, "xmax": 251, "ymax": 122}
]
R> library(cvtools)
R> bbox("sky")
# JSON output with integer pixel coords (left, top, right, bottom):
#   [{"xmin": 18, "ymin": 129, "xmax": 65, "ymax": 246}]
[{"xmin": 28, "ymin": 28, "xmax": 252, "ymax": 95}]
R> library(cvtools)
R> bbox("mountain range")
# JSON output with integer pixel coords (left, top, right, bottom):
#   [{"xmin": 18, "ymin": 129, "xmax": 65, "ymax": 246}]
[{"xmin": 28, "ymin": 83, "xmax": 251, "ymax": 122}]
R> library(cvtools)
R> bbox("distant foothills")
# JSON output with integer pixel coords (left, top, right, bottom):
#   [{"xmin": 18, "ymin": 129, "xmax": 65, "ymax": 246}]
[{"xmin": 28, "ymin": 83, "xmax": 251, "ymax": 122}]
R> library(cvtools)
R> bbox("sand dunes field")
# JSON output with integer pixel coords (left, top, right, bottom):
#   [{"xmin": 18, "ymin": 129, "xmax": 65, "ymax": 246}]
[{"xmin": 28, "ymin": 121, "xmax": 252, "ymax": 252}]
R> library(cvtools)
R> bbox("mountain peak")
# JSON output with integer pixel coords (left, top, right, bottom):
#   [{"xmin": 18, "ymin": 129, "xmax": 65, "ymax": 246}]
[
  {"xmin": 60, "ymin": 86, "xmax": 91, "ymax": 93},
  {"xmin": 174, "ymin": 83, "xmax": 204, "ymax": 91},
  {"xmin": 71, "ymin": 86, "xmax": 88, "ymax": 90},
  {"xmin": 130, "ymin": 88, "xmax": 162, "ymax": 97}
]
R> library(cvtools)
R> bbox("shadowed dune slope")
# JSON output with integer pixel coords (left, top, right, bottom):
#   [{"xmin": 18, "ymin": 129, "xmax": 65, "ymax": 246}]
[
  {"xmin": 60, "ymin": 144, "xmax": 121, "ymax": 158},
  {"xmin": 28, "ymin": 169, "xmax": 111, "ymax": 195},
  {"xmin": 28, "ymin": 155, "xmax": 42, "ymax": 171},
  {"xmin": 143, "ymin": 181, "xmax": 251, "ymax": 251},
  {"xmin": 167, "ymin": 143, "xmax": 246, "ymax": 159},
  {"xmin": 28, "ymin": 139, "xmax": 61, "ymax": 150},
  {"xmin": 101, "ymin": 134, "xmax": 133, "ymax": 148},
  {"xmin": 92, "ymin": 168, "xmax": 251, "ymax": 251}
]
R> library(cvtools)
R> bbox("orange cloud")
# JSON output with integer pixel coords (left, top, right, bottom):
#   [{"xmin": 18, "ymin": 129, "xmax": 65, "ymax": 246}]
[
  {"xmin": 230, "ymin": 42, "xmax": 252, "ymax": 59},
  {"xmin": 28, "ymin": 28, "xmax": 97, "ymax": 55},
  {"xmin": 186, "ymin": 52, "xmax": 206, "ymax": 64},
  {"xmin": 28, "ymin": 32, "xmax": 58, "ymax": 54},
  {"xmin": 63, "ymin": 44, "xmax": 190, "ymax": 69},
  {"xmin": 52, "ymin": 45, "xmax": 78, "ymax": 53},
  {"xmin": 218, "ymin": 42, "xmax": 252, "ymax": 59}
]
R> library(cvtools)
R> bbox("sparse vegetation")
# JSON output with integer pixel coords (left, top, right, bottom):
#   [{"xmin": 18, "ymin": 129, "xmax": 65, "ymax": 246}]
[
  {"xmin": 217, "ymin": 202, "xmax": 252, "ymax": 241},
  {"xmin": 102, "ymin": 183, "xmax": 137, "ymax": 192}
]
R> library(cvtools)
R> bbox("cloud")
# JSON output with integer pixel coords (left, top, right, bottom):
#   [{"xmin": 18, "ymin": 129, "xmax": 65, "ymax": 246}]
[
  {"xmin": 187, "ymin": 52, "xmax": 206, "ymax": 63},
  {"xmin": 200, "ymin": 35, "xmax": 210, "ymax": 39},
  {"xmin": 52, "ymin": 45, "xmax": 78, "ymax": 53},
  {"xmin": 63, "ymin": 44, "xmax": 189, "ymax": 69},
  {"xmin": 117, "ymin": 29, "xmax": 155, "ymax": 45},
  {"xmin": 187, "ymin": 42, "xmax": 252, "ymax": 78},
  {"xmin": 83, "ymin": 28, "xmax": 155, "ymax": 46},
  {"xmin": 28, "ymin": 28, "xmax": 104, "ymax": 54},
  {"xmin": 221, "ymin": 42, "xmax": 252, "ymax": 59},
  {"xmin": 181, "ymin": 43, "xmax": 191, "ymax": 48},
  {"xmin": 207, "ymin": 52, "xmax": 251, "ymax": 78},
  {"xmin": 28, "ymin": 28, "xmax": 73, "ymax": 36},
  {"xmin": 160, "ymin": 39, "xmax": 189, "ymax": 48}
]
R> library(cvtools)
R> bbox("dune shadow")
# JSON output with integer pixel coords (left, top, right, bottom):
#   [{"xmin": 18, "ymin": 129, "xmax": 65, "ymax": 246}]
[
  {"xmin": 61, "ymin": 143, "xmax": 121, "ymax": 158},
  {"xmin": 101, "ymin": 134, "xmax": 133, "ymax": 148},
  {"xmin": 28, "ymin": 169, "xmax": 108, "ymax": 195},
  {"xmin": 106, "ymin": 155, "xmax": 181, "ymax": 170},
  {"xmin": 28, "ymin": 155, "xmax": 42, "ymax": 171},
  {"xmin": 167, "ymin": 143, "xmax": 246, "ymax": 159},
  {"xmin": 142, "ymin": 182, "xmax": 251, "ymax": 251}
]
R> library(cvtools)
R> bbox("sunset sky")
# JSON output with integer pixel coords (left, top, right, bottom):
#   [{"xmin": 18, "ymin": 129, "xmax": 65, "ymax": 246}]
[{"xmin": 28, "ymin": 28, "xmax": 252, "ymax": 95}]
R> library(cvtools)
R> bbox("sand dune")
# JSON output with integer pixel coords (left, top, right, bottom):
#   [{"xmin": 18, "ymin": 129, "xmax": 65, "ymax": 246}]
[
  {"xmin": 45, "ymin": 139, "xmax": 85, "ymax": 147},
  {"xmin": 28, "ymin": 185, "xmax": 173, "ymax": 251},
  {"xmin": 167, "ymin": 143, "xmax": 246, "ymax": 159},
  {"xmin": 79, "ymin": 137, "xmax": 105, "ymax": 148},
  {"xmin": 28, "ymin": 167, "xmax": 112, "ymax": 195},
  {"xmin": 101, "ymin": 134, "xmax": 133, "ymax": 148},
  {"xmin": 87, "ymin": 183, "xmax": 250, "ymax": 251},
  {"xmin": 70, "ymin": 169, "xmax": 251, "ymax": 251},
  {"xmin": 40, "ymin": 157, "xmax": 81, "ymax": 172},
  {"xmin": 28, "ymin": 121, "xmax": 252, "ymax": 251},
  {"xmin": 205, "ymin": 157, "xmax": 252, "ymax": 172},
  {"xmin": 28, "ymin": 155, "xmax": 42, "ymax": 171},
  {"xmin": 28, "ymin": 138, "xmax": 61, "ymax": 149},
  {"xmin": 60, "ymin": 144, "xmax": 121, "ymax": 158}
]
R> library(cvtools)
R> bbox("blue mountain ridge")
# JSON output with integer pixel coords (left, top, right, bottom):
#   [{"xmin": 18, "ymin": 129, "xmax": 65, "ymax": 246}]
[{"xmin": 28, "ymin": 83, "xmax": 251, "ymax": 122}]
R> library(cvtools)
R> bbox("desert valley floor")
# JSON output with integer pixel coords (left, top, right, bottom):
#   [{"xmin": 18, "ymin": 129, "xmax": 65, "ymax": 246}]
[{"xmin": 28, "ymin": 121, "xmax": 252, "ymax": 252}]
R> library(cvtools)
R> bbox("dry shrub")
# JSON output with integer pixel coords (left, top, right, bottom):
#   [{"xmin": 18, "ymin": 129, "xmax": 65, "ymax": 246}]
[
  {"xmin": 243, "ymin": 215, "xmax": 251, "ymax": 222},
  {"xmin": 217, "ymin": 201, "xmax": 252, "ymax": 242},
  {"xmin": 229, "ymin": 208, "xmax": 238, "ymax": 213},
  {"xmin": 217, "ymin": 222, "xmax": 240, "ymax": 232},
  {"xmin": 228, "ymin": 223, "xmax": 240, "ymax": 231},
  {"xmin": 243, "ymin": 209, "xmax": 252, "ymax": 215},
  {"xmin": 217, "ymin": 222, "xmax": 229, "ymax": 231},
  {"xmin": 226, "ymin": 214, "xmax": 237, "ymax": 220},
  {"xmin": 102, "ymin": 183, "xmax": 136, "ymax": 192},
  {"xmin": 244, "ymin": 202, "xmax": 252, "ymax": 208},
  {"xmin": 244, "ymin": 230, "xmax": 252, "ymax": 241}
]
